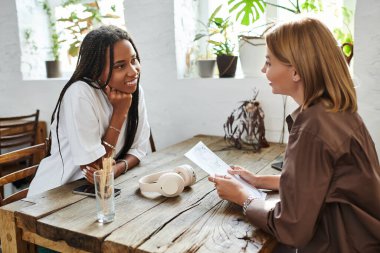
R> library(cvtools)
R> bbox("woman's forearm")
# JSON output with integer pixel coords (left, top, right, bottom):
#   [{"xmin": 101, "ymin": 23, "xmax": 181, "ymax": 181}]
[
  {"xmin": 114, "ymin": 154, "xmax": 140, "ymax": 177},
  {"xmin": 256, "ymin": 175, "xmax": 280, "ymax": 190}
]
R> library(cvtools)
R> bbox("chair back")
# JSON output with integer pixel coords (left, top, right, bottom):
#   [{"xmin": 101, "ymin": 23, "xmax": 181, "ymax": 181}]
[
  {"xmin": 0, "ymin": 110, "xmax": 40, "ymax": 154},
  {"xmin": 0, "ymin": 142, "xmax": 47, "ymax": 206}
]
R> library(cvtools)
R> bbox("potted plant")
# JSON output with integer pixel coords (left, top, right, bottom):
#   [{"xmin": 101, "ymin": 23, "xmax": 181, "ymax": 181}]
[
  {"xmin": 227, "ymin": 0, "xmax": 324, "ymax": 77},
  {"xmin": 212, "ymin": 39, "xmax": 238, "ymax": 78},
  {"xmin": 237, "ymin": 24, "xmax": 272, "ymax": 77},
  {"xmin": 41, "ymin": 0, "xmax": 65, "ymax": 78},
  {"xmin": 210, "ymin": 22, "xmax": 238, "ymax": 78},
  {"xmin": 195, "ymin": 51, "xmax": 216, "ymax": 78},
  {"xmin": 193, "ymin": 5, "xmax": 223, "ymax": 78},
  {"xmin": 207, "ymin": 6, "xmax": 238, "ymax": 78}
]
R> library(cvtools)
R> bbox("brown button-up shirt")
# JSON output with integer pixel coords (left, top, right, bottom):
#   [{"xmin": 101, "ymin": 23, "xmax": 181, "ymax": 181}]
[{"xmin": 246, "ymin": 103, "xmax": 380, "ymax": 252}]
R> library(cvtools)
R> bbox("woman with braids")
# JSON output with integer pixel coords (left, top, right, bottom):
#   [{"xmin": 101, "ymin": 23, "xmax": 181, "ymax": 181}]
[
  {"xmin": 209, "ymin": 17, "xmax": 380, "ymax": 252},
  {"xmin": 28, "ymin": 25, "xmax": 150, "ymax": 196}
]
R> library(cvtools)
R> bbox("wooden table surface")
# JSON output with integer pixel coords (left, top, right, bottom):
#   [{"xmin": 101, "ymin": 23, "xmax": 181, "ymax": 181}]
[{"xmin": 0, "ymin": 135, "xmax": 285, "ymax": 253}]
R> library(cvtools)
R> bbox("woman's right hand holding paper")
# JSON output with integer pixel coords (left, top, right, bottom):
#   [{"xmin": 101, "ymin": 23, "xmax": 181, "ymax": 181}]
[
  {"xmin": 228, "ymin": 165, "xmax": 280, "ymax": 191},
  {"xmin": 228, "ymin": 165, "xmax": 259, "ymax": 186}
]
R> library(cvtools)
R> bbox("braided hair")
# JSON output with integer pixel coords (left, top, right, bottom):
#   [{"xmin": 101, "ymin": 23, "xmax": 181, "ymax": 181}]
[{"xmin": 50, "ymin": 25, "xmax": 140, "ymax": 170}]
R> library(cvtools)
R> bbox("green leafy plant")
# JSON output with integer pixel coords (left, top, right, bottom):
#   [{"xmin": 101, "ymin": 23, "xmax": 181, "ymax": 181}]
[
  {"xmin": 299, "ymin": 0, "xmax": 323, "ymax": 13},
  {"xmin": 228, "ymin": 0, "xmax": 266, "ymax": 26},
  {"xmin": 23, "ymin": 28, "xmax": 38, "ymax": 55},
  {"xmin": 333, "ymin": 6, "xmax": 353, "ymax": 57},
  {"xmin": 208, "ymin": 14, "xmax": 236, "ymax": 56},
  {"xmin": 21, "ymin": 28, "xmax": 39, "ymax": 76},
  {"xmin": 41, "ymin": 0, "xmax": 65, "ymax": 61},
  {"xmin": 57, "ymin": 1, "xmax": 119, "ymax": 58},
  {"xmin": 193, "ymin": 4, "xmax": 223, "ymax": 59},
  {"xmin": 228, "ymin": 0, "xmax": 354, "ymax": 58},
  {"xmin": 228, "ymin": 0, "xmax": 323, "ymax": 27},
  {"xmin": 194, "ymin": 4, "xmax": 236, "ymax": 57}
]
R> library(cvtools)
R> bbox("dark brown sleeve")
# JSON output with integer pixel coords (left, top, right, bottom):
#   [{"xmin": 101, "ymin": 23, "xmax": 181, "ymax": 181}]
[{"xmin": 246, "ymin": 130, "xmax": 333, "ymax": 247}]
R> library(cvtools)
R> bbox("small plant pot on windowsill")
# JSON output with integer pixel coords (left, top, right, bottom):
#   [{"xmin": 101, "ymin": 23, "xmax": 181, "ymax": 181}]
[
  {"xmin": 45, "ymin": 61, "xmax": 62, "ymax": 78},
  {"xmin": 197, "ymin": 59, "xmax": 216, "ymax": 78},
  {"xmin": 216, "ymin": 55, "xmax": 238, "ymax": 78}
]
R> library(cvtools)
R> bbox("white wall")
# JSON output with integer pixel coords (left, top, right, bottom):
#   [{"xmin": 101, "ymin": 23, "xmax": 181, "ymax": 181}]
[
  {"xmin": 0, "ymin": 1, "xmax": 65, "ymax": 127},
  {"xmin": 123, "ymin": 0, "xmax": 293, "ymax": 148},
  {"xmin": 0, "ymin": 0, "xmax": 379, "ymax": 156},
  {"xmin": 354, "ymin": 0, "xmax": 380, "ymax": 152}
]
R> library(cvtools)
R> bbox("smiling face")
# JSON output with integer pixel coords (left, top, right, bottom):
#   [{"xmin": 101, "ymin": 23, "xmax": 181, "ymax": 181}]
[
  {"xmin": 100, "ymin": 39, "xmax": 140, "ymax": 94},
  {"xmin": 261, "ymin": 48, "xmax": 304, "ymax": 104}
]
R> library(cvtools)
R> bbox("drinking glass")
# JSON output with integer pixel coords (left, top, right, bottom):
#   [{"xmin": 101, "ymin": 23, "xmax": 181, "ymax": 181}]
[{"xmin": 94, "ymin": 170, "xmax": 115, "ymax": 223}]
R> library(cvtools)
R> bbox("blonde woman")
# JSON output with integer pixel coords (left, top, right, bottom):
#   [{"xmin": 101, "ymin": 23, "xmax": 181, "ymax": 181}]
[{"xmin": 209, "ymin": 17, "xmax": 380, "ymax": 252}]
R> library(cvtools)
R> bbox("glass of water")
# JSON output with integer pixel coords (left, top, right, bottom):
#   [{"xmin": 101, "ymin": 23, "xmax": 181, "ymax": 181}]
[{"xmin": 94, "ymin": 170, "xmax": 115, "ymax": 223}]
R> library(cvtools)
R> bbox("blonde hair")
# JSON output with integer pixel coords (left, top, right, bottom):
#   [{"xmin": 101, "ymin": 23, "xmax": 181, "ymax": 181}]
[{"xmin": 265, "ymin": 17, "xmax": 357, "ymax": 112}]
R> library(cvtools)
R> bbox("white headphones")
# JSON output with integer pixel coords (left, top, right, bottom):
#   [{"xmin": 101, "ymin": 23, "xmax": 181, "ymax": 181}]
[{"xmin": 139, "ymin": 164, "xmax": 196, "ymax": 197}]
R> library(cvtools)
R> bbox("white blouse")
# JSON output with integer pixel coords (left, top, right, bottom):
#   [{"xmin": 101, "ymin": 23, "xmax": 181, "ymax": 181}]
[{"xmin": 28, "ymin": 81, "xmax": 150, "ymax": 196}]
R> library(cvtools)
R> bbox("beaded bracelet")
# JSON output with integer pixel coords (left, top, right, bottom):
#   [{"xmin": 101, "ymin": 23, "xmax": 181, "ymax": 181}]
[
  {"xmin": 243, "ymin": 195, "xmax": 257, "ymax": 216},
  {"xmin": 109, "ymin": 126, "xmax": 121, "ymax": 133},
  {"xmin": 102, "ymin": 140, "xmax": 115, "ymax": 150},
  {"xmin": 117, "ymin": 159, "xmax": 129, "ymax": 174}
]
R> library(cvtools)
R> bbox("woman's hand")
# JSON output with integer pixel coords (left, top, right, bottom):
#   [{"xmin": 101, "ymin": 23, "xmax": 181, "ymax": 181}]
[
  {"xmin": 208, "ymin": 175, "xmax": 250, "ymax": 206},
  {"xmin": 81, "ymin": 159, "xmax": 116, "ymax": 184},
  {"xmin": 81, "ymin": 165, "xmax": 98, "ymax": 184},
  {"xmin": 228, "ymin": 165, "xmax": 259, "ymax": 187},
  {"xmin": 228, "ymin": 165, "xmax": 280, "ymax": 190},
  {"xmin": 104, "ymin": 86, "xmax": 132, "ymax": 117}
]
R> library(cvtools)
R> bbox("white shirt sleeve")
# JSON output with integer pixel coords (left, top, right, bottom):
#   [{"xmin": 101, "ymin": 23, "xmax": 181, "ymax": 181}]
[
  {"xmin": 127, "ymin": 85, "xmax": 151, "ymax": 160},
  {"xmin": 60, "ymin": 83, "xmax": 106, "ymax": 165}
]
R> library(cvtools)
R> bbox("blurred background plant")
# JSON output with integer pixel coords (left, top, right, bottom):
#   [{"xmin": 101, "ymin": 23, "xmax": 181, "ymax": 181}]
[
  {"xmin": 41, "ymin": 0, "xmax": 65, "ymax": 61},
  {"xmin": 228, "ymin": 0, "xmax": 323, "ymax": 28},
  {"xmin": 208, "ymin": 14, "xmax": 236, "ymax": 56},
  {"xmin": 227, "ymin": 0, "xmax": 352, "ymax": 50},
  {"xmin": 21, "ymin": 28, "xmax": 39, "ymax": 78},
  {"xmin": 194, "ymin": 4, "xmax": 237, "ymax": 57},
  {"xmin": 193, "ymin": 4, "xmax": 222, "ymax": 59},
  {"xmin": 333, "ymin": 6, "xmax": 353, "ymax": 57},
  {"xmin": 57, "ymin": 0, "xmax": 119, "ymax": 60},
  {"xmin": 23, "ymin": 28, "xmax": 38, "ymax": 55}
]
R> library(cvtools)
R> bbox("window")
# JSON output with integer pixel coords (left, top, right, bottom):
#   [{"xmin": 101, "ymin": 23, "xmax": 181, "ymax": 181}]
[
  {"xmin": 17, "ymin": 0, "xmax": 125, "ymax": 80},
  {"xmin": 175, "ymin": 0, "xmax": 356, "ymax": 79}
]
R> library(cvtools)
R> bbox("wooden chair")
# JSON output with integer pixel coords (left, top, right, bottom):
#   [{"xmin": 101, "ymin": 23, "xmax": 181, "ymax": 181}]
[
  {"xmin": 0, "ymin": 110, "xmax": 40, "ymax": 197},
  {"xmin": 0, "ymin": 110, "xmax": 40, "ymax": 154},
  {"xmin": 0, "ymin": 142, "xmax": 46, "ymax": 206}
]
